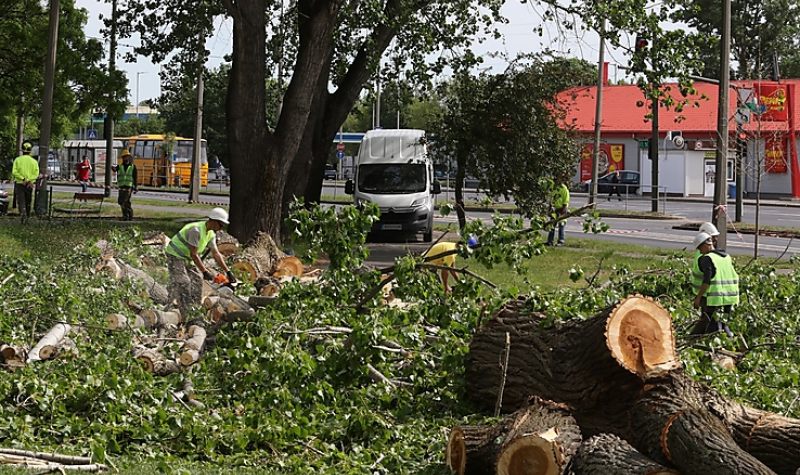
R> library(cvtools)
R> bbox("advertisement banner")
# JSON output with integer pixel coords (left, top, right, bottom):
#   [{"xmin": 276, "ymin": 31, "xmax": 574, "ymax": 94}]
[
  {"xmin": 580, "ymin": 144, "xmax": 625, "ymax": 181},
  {"xmin": 765, "ymin": 137, "xmax": 788, "ymax": 173},
  {"xmin": 756, "ymin": 84, "xmax": 789, "ymax": 122}
]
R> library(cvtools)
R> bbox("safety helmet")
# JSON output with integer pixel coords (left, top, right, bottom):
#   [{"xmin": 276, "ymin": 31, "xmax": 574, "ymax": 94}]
[
  {"xmin": 22, "ymin": 142, "xmax": 32, "ymax": 152},
  {"xmin": 208, "ymin": 207, "xmax": 229, "ymax": 225},
  {"xmin": 693, "ymin": 232, "xmax": 712, "ymax": 250},
  {"xmin": 120, "ymin": 149, "xmax": 132, "ymax": 159},
  {"xmin": 699, "ymin": 222, "xmax": 720, "ymax": 237}
]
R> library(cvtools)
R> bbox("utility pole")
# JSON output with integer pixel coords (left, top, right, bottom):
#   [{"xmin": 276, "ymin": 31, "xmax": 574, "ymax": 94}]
[
  {"xmin": 375, "ymin": 67, "xmax": 382, "ymax": 129},
  {"xmin": 35, "ymin": 0, "xmax": 60, "ymax": 216},
  {"xmin": 589, "ymin": 20, "xmax": 606, "ymax": 205},
  {"xmin": 189, "ymin": 35, "xmax": 205, "ymax": 203},
  {"xmin": 104, "ymin": 0, "xmax": 118, "ymax": 198},
  {"xmin": 713, "ymin": 0, "xmax": 732, "ymax": 249},
  {"xmin": 649, "ymin": 30, "xmax": 660, "ymax": 213}
]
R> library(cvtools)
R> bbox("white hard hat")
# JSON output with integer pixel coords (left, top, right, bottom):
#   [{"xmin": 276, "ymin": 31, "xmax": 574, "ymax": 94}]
[
  {"xmin": 208, "ymin": 207, "xmax": 229, "ymax": 225},
  {"xmin": 693, "ymin": 232, "xmax": 712, "ymax": 250},
  {"xmin": 699, "ymin": 222, "xmax": 720, "ymax": 237}
]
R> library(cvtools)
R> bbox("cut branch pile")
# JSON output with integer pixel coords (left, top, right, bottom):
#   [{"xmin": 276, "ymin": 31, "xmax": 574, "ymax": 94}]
[
  {"xmin": 452, "ymin": 295, "xmax": 800, "ymax": 475},
  {"xmin": 0, "ymin": 448, "xmax": 107, "ymax": 472}
]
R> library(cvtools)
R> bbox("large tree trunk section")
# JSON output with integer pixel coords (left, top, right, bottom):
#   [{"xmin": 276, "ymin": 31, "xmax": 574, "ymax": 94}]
[
  {"xmin": 27, "ymin": 323, "xmax": 72, "ymax": 362},
  {"xmin": 568, "ymin": 433, "xmax": 677, "ymax": 475},
  {"xmin": 273, "ymin": 256, "xmax": 304, "ymax": 277},
  {"xmin": 97, "ymin": 257, "xmax": 169, "ymax": 305},
  {"xmin": 447, "ymin": 400, "xmax": 582, "ymax": 475},
  {"xmin": 466, "ymin": 296, "xmax": 677, "ymax": 437},
  {"xmin": 463, "ymin": 296, "xmax": 800, "ymax": 474},
  {"xmin": 231, "ymin": 232, "xmax": 287, "ymax": 282}
]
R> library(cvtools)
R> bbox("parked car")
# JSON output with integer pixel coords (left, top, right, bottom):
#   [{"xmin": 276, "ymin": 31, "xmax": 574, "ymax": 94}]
[
  {"xmin": 323, "ymin": 164, "xmax": 337, "ymax": 180},
  {"xmin": 582, "ymin": 170, "xmax": 640, "ymax": 195}
]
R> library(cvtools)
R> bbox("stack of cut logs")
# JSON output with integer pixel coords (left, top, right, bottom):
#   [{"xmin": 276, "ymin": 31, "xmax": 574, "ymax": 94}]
[
  {"xmin": 1, "ymin": 232, "xmax": 320, "ymax": 378},
  {"xmin": 446, "ymin": 295, "xmax": 800, "ymax": 475}
]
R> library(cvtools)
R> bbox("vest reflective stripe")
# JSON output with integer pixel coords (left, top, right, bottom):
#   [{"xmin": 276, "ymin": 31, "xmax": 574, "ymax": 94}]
[
  {"xmin": 691, "ymin": 250, "xmax": 703, "ymax": 291},
  {"xmin": 118, "ymin": 164, "xmax": 135, "ymax": 188},
  {"xmin": 706, "ymin": 252, "xmax": 739, "ymax": 306},
  {"xmin": 166, "ymin": 222, "xmax": 214, "ymax": 261}
]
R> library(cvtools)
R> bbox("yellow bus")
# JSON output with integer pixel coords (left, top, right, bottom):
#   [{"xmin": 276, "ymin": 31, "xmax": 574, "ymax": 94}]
[{"xmin": 121, "ymin": 134, "xmax": 208, "ymax": 187}]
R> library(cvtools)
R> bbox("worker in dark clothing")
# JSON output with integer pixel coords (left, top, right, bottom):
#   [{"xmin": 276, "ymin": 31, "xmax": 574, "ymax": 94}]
[
  {"xmin": 608, "ymin": 170, "xmax": 622, "ymax": 201},
  {"xmin": 690, "ymin": 232, "xmax": 738, "ymax": 337}
]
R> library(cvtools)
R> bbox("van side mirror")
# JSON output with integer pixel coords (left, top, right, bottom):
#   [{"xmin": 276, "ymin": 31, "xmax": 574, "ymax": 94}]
[
  {"xmin": 345, "ymin": 179, "xmax": 354, "ymax": 195},
  {"xmin": 432, "ymin": 180, "xmax": 442, "ymax": 195}
]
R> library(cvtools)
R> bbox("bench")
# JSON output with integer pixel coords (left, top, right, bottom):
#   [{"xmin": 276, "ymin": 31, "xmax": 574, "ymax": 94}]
[{"xmin": 52, "ymin": 192, "xmax": 106, "ymax": 218}]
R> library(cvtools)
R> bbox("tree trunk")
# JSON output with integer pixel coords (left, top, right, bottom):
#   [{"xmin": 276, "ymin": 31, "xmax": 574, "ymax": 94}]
[
  {"xmin": 139, "ymin": 309, "xmax": 182, "ymax": 328},
  {"xmin": 463, "ymin": 296, "xmax": 800, "ymax": 474},
  {"xmin": 447, "ymin": 399, "xmax": 582, "ymax": 475},
  {"xmin": 455, "ymin": 153, "xmax": 467, "ymax": 230},
  {"xmin": 568, "ymin": 433, "xmax": 677, "ymax": 475},
  {"xmin": 466, "ymin": 296, "xmax": 678, "ymax": 437},
  {"xmin": 27, "ymin": 323, "xmax": 72, "ymax": 362}
]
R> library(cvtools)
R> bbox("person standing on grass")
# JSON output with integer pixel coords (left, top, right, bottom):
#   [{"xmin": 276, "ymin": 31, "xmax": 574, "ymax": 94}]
[
  {"xmin": 76, "ymin": 155, "xmax": 92, "ymax": 192},
  {"xmin": 690, "ymin": 231, "xmax": 737, "ymax": 337},
  {"xmin": 11, "ymin": 142, "xmax": 38, "ymax": 224},
  {"xmin": 113, "ymin": 150, "xmax": 137, "ymax": 221},
  {"xmin": 546, "ymin": 180, "xmax": 570, "ymax": 246}
]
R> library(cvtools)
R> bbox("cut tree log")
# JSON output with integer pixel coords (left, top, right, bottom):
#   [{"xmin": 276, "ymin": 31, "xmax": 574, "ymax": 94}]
[
  {"xmin": 568, "ymin": 433, "xmax": 677, "ymax": 475},
  {"xmin": 234, "ymin": 232, "xmax": 286, "ymax": 280},
  {"xmin": 255, "ymin": 276, "xmax": 281, "ymax": 297},
  {"xmin": 27, "ymin": 323, "xmax": 72, "ymax": 362},
  {"xmin": 464, "ymin": 296, "xmax": 800, "ymax": 474},
  {"xmin": 106, "ymin": 313, "xmax": 147, "ymax": 330},
  {"xmin": 217, "ymin": 242, "xmax": 239, "ymax": 257},
  {"xmin": 96, "ymin": 256, "xmax": 170, "ymax": 305},
  {"xmin": 140, "ymin": 309, "xmax": 182, "ymax": 328},
  {"xmin": 446, "ymin": 399, "xmax": 582, "ymax": 475},
  {"xmin": 231, "ymin": 260, "xmax": 258, "ymax": 282},
  {"xmin": 466, "ymin": 296, "xmax": 678, "ymax": 436},
  {"xmin": 272, "ymin": 256, "xmax": 303, "ymax": 278},
  {"xmin": 0, "ymin": 344, "xmax": 28, "ymax": 363},
  {"xmin": 179, "ymin": 325, "xmax": 207, "ymax": 366},
  {"xmin": 134, "ymin": 347, "xmax": 181, "ymax": 376}
]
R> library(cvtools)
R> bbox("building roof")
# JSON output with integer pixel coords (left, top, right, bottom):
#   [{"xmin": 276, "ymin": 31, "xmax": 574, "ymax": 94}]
[{"xmin": 559, "ymin": 80, "xmax": 800, "ymax": 135}]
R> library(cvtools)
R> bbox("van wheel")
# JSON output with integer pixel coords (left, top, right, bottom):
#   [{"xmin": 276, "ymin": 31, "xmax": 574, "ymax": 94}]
[{"xmin": 423, "ymin": 229, "xmax": 432, "ymax": 242}]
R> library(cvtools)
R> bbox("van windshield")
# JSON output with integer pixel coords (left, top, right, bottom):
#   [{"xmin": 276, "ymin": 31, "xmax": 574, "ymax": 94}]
[{"xmin": 358, "ymin": 164, "xmax": 426, "ymax": 194}]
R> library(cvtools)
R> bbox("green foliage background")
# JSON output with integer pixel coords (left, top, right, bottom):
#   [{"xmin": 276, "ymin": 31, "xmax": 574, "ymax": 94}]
[{"xmin": 0, "ymin": 210, "xmax": 798, "ymax": 473}]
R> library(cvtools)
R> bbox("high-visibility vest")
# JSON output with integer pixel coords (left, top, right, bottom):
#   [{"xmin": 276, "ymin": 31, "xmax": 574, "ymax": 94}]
[
  {"xmin": 552, "ymin": 184, "xmax": 570, "ymax": 209},
  {"xmin": 706, "ymin": 252, "xmax": 739, "ymax": 306},
  {"xmin": 12, "ymin": 154, "xmax": 39, "ymax": 183},
  {"xmin": 118, "ymin": 164, "xmax": 135, "ymax": 188},
  {"xmin": 424, "ymin": 242, "xmax": 457, "ymax": 267},
  {"xmin": 166, "ymin": 221, "xmax": 215, "ymax": 262},
  {"xmin": 690, "ymin": 250, "xmax": 703, "ymax": 292}
]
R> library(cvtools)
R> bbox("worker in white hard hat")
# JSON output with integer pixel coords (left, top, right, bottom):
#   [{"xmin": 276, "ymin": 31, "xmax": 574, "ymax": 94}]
[
  {"xmin": 689, "ymin": 231, "xmax": 738, "ymax": 337},
  {"xmin": 699, "ymin": 222, "xmax": 720, "ymax": 248},
  {"xmin": 165, "ymin": 207, "xmax": 235, "ymax": 313}
]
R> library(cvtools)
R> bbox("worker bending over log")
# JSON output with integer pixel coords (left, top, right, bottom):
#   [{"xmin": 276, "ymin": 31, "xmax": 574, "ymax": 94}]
[
  {"xmin": 166, "ymin": 208, "xmax": 236, "ymax": 314},
  {"xmin": 689, "ymin": 230, "xmax": 738, "ymax": 337}
]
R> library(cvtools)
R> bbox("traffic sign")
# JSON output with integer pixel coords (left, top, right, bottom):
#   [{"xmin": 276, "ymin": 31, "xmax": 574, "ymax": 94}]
[
  {"xmin": 87, "ymin": 129, "xmax": 97, "ymax": 139},
  {"xmin": 336, "ymin": 150, "xmax": 345, "ymax": 160},
  {"xmin": 336, "ymin": 142, "xmax": 345, "ymax": 152}
]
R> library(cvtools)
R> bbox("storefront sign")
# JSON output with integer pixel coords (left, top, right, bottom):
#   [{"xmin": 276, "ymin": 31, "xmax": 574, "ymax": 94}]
[
  {"xmin": 580, "ymin": 144, "xmax": 624, "ymax": 181},
  {"xmin": 765, "ymin": 137, "xmax": 787, "ymax": 173},
  {"xmin": 756, "ymin": 84, "xmax": 788, "ymax": 122}
]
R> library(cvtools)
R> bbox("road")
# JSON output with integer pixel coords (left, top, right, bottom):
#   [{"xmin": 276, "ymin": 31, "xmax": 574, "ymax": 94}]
[{"xmin": 46, "ymin": 184, "xmax": 800, "ymax": 261}]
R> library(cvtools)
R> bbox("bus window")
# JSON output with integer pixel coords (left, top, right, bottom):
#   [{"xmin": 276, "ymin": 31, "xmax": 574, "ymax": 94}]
[
  {"xmin": 134, "ymin": 140, "xmax": 145, "ymax": 159},
  {"xmin": 143, "ymin": 141, "xmax": 155, "ymax": 160}
]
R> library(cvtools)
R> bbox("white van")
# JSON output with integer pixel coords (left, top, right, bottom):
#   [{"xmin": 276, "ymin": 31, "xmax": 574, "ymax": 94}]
[{"xmin": 345, "ymin": 129, "xmax": 441, "ymax": 242}]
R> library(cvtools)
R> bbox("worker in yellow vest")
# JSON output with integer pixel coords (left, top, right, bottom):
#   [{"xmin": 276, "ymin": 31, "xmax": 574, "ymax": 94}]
[
  {"xmin": 546, "ymin": 181, "xmax": 570, "ymax": 246},
  {"xmin": 690, "ymin": 231, "xmax": 738, "ymax": 337},
  {"xmin": 11, "ymin": 142, "xmax": 39, "ymax": 224},
  {"xmin": 424, "ymin": 241, "xmax": 459, "ymax": 293},
  {"xmin": 113, "ymin": 150, "xmax": 137, "ymax": 220},
  {"xmin": 166, "ymin": 207, "xmax": 235, "ymax": 313}
]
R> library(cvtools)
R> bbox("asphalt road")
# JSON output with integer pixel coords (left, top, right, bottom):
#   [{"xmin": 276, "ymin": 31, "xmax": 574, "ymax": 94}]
[{"xmin": 43, "ymin": 183, "xmax": 800, "ymax": 263}]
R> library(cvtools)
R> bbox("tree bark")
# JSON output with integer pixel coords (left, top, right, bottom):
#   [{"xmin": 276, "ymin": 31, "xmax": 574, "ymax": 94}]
[
  {"xmin": 568, "ymin": 433, "xmax": 677, "ymax": 475},
  {"xmin": 134, "ymin": 347, "xmax": 180, "ymax": 376},
  {"xmin": 97, "ymin": 257, "xmax": 169, "ymax": 305},
  {"xmin": 139, "ymin": 309, "xmax": 182, "ymax": 328},
  {"xmin": 27, "ymin": 323, "xmax": 72, "ymax": 362},
  {"xmin": 466, "ymin": 296, "xmax": 678, "ymax": 437},
  {"xmin": 447, "ymin": 399, "xmax": 582, "ymax": 475},
  {"xmin": 179, "ymin": 325, "xmax": 207, "ymax": 366}
]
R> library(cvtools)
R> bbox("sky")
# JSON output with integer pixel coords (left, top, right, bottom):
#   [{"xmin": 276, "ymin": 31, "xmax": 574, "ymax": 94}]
[{"xmin": 74, "ymin": 0, "xmax": 636, "ymax": 105}]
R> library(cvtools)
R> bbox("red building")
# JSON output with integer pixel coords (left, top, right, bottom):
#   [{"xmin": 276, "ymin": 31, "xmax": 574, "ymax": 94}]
[{"xmin": 559, "ymin": 79, "xmax": 800, "ymax": 197}]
